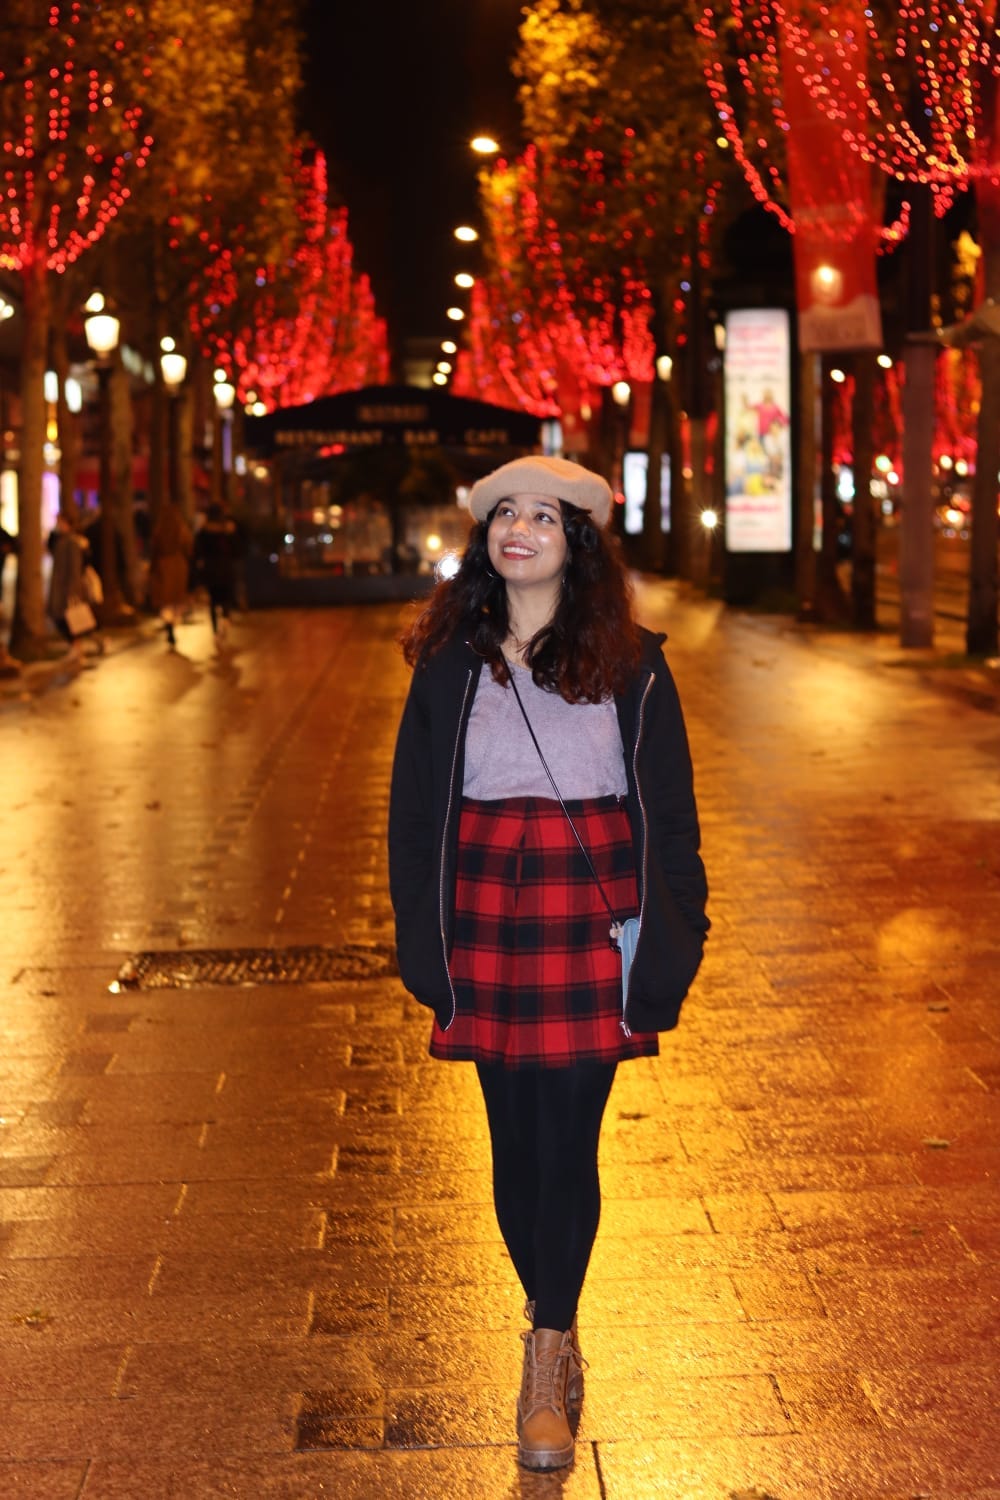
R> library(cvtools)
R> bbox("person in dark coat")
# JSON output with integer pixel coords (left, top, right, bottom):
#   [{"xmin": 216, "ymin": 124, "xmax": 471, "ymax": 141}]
[
  {"xmin": 388, "ymin": 456, "xmax": 709, "ymax": 1471},
  {"xmin": 192, "ymin": 502, "xmax": 238, "ymax": 645}
]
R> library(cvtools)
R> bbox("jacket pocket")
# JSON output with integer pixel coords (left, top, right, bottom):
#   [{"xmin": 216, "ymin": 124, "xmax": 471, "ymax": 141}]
[
  {"xmin": 394, "ymin": 884, "xmax": 453, "ymax": 1022},
  {"xmin": 626, "ymin": 872, "xmax": 705, "ymax": 1031}
]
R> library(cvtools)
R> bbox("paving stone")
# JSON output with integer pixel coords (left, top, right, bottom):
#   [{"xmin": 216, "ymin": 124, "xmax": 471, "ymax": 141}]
[{"xmin": 2, "ymin": 598, "xmax": 999, "ymax": 1494}]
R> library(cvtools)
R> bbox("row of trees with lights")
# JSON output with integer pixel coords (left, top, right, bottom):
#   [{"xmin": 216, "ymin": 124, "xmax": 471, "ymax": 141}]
[
  {"xmin": 453, "ymin": 0, "xmax": 998, "ymax": 653},
  {"xmin": 2, "ymin": 0, "xmax": 388, "ymax": 659}
]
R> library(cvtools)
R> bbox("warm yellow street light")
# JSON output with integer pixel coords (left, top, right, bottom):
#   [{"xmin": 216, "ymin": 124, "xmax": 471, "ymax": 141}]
[
  {"xmin": 446, "ymin": 306, "xmax": 465, "ymax": 322},
  {"xmin": 441, "ymin": 340, "xmax": 458, "ymax": 355},
  {"xmin": 432, "ymin": 371, "xmax": 448, "ymax": 386},
  {"xmin": 454, "ymin": 225, "xmax": 479, "ymax": 243},
  {"xmin": 84, "ymin": 292, "xmax": 121, "ymax": 359},
  {"xmin": 437, "ymin": 361, "xmax": 453, "ymax": 374},
  {"xmin": 471, "ymin": 135, "xmax": 500, "ymax": 155},
  {"xmin": 454, "ymin": 272, "xmax": 475, "ymax": 289},
  {"xmin": 159, "ymin": 336, "xmax": 187, "ymax": 389}
]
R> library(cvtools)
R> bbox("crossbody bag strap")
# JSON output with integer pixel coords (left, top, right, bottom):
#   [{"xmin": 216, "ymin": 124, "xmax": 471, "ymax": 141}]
[{"xmin": 504, "ymin": 660, "xmax": 622, "ymax": 936}]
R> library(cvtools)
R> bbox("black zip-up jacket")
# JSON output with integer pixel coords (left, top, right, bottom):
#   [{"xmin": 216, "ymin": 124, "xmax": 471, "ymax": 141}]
[{"xmin": 388, "ymin": 628, "xmax": 709, "ymax": 1034}]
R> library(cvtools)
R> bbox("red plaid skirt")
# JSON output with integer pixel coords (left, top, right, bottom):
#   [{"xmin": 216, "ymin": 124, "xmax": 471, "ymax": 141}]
[{"xmin": 430, "ymin": 795, "xmax": 658, "ymax": 1068}]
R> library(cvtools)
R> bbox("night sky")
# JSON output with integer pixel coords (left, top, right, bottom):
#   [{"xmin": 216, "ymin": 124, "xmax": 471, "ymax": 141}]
[{"xmin": 300, "ymin": 0, "xmax": 525, "ymax": 362}]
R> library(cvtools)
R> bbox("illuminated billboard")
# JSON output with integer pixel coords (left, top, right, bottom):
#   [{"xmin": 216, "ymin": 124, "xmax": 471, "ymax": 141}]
[{"xmin": 724, "ymin": 309, "xmax": 793, "ymax": 553}]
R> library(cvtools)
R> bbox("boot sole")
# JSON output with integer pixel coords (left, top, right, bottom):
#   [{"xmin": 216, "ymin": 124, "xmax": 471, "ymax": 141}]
[{"xmin": 517, "ymin": 1440, "xmax": 575, "ymax": 1471}]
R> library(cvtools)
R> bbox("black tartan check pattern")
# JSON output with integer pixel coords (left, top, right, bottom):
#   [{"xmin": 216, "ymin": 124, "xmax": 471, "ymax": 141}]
[{"xmin": 430, "ymin": 796, "xmax": 657, "ymax": 1068}]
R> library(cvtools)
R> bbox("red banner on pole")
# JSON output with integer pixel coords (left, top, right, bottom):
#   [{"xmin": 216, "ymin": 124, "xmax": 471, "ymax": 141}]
[{"xmin": 781, "ymin": 8, "xmax": 882, "ymax": 352}]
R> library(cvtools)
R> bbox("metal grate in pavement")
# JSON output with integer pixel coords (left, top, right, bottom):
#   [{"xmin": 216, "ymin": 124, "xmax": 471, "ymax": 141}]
[{"xmin": 114, "ymin": 944, "xmax": 398, "ymax": 991}]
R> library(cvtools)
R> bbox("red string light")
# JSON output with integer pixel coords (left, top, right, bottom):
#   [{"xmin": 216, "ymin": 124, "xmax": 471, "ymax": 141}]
[
  {"xmin": 700, "ymin": 0, "xmax": 1000, "ymax": 228},
  {"xmin": 192, "ymin": 147, "xmax": 388, "ymax": 409},
  {"xmin": 0, "ymin": 2, "xmax": 153, "ymax": 274}
]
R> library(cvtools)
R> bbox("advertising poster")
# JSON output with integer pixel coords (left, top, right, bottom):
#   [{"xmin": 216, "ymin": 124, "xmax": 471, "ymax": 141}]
[{"xmin": 724, "ymin": 309, "xmax": 793, "ymax": 554}]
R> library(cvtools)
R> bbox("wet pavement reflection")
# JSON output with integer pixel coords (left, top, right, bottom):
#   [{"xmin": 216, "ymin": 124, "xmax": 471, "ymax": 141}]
[{"xmin": 1, "ymin": 593, "xmax": 999, "ymax": 1497}]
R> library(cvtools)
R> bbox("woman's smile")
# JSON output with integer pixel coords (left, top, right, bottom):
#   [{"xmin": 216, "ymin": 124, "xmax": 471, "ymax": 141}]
[{"xmin": 488, "ymin": 492, "xmax": 568, "ymax": 587}]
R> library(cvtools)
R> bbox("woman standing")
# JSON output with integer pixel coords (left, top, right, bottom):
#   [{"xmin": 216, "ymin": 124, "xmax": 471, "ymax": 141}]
[
  {"xmin": 47, "ymin": 506, "xmax": 96, "ymax": 660},
  {"xmin": 149, "ymin": 502, "xmax": 193, "ymax": 649},
  {"xmin": 388, "ymin": 455, "xmax": 708, "ymax": 1471}
]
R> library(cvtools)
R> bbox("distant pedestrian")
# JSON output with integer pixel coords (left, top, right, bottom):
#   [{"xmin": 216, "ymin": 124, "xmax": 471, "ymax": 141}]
[
  {"xmin": 388, "ymin": 456, "xmax": 709, "ymax": 1471},
  {"xmin": 149, "ymin": 502, "xmax": 193, "ymax": 649},
  {"xmin": 47, "ymin": 507, "xmax": 100, "ymax": 661},
  {"xmin": 0, "ymin": 525, "xmax": 20, "ymax": 675},
  {"xmin": 192, "ymin": 502, "xmax": 238, "ymax": 645}
]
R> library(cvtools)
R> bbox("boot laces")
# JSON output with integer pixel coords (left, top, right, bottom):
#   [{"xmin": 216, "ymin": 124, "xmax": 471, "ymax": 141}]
[{"xmin": 521, "ymin": 1331, "xmax": 569, "ymax": 1412}]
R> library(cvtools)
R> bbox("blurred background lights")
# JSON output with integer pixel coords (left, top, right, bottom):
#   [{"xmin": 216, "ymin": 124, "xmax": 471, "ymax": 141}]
[{"xmin": 435, "ymin": 550, "xmax": 462, "ymax": 581}]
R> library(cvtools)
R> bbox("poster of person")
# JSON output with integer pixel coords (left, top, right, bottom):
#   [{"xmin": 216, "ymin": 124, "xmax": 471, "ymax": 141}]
[{"xmin": 724, "ymin": 309, "xmax": 793, "ymax": 553}]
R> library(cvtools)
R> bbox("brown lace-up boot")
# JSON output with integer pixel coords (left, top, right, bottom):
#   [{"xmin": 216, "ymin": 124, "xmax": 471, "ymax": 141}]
[
  {"xmin": 523, "ymin": 1299, "xmax": 585, "ymax": 1413},
  {"xmin": 516, "ymin": 1327, "xmax": 575, "ymax": 1470}
]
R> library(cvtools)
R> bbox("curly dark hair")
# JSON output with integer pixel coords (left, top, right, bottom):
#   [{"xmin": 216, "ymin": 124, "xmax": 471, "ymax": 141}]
[{"xmin": 400, "ymin": 500, "xmax": 642, "ymax": 702}]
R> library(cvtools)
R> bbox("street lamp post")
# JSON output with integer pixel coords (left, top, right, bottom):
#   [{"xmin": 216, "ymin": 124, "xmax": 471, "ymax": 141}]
[
  {"xmin": 84, "ymin": 292, "xmax": 123, "ymax": 617},
  {"xmin": 212, "ymin": 372, "xmax": 236, "ymax": 507},
  {"xmin": 160, "ymin": 338, "xmax": 187, "ymax": 514},
  {"xmin": 611, "ymin": 379, "xmax": 631, "ymax": 511}
]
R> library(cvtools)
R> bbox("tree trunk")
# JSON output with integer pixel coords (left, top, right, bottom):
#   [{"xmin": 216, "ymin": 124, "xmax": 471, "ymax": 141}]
[
  {"xmin": 795, "ymin": 350, "xmax": 819, "ymax": 619},
  {"xmin": 110, "ymin": 360, "xmax": 140, "ymax": 610},
  {"xmin": 851, "ymin": 352, "xmax": 877, "ymax": 629},
  {"xmin": 11, "ymin": 258, "xmax": 51, "ymax": 658},
  {"xmin": 51, "ymin": 289, "xmax": 81, "ymax": 520},
  {"xmin": 640, "ymin": 373, "xmax": 667, "ymax": 572},
  {"xmin": 967, "ymin": 204, "xmax": 1000, "ymax": 655},
  {"xmin": 667, "ymin": 387, "xmax": 691, "ymax": 579},
  {"xmin": 164, "ymin": 381, "xmax": 195, "ymax": 524},
  {"xmin": 149, "ymin": 376, "xmax": 168, "ymax": 528}
]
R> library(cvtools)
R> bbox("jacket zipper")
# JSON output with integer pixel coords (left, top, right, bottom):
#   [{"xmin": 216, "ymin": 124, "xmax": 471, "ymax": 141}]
[
  {"xmin": 622, "ymin": 672, "xmax": 655, "ymax": 1037},
  {"xmin": 438, "ymin": 667, "xmax": 475, "ymax": 1030}
]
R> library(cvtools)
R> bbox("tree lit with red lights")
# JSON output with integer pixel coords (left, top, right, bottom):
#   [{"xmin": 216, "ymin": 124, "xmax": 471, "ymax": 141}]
[
  {"xmin": 1, "ymin": 1, "xmax": 152, "ymax": 653},
  {"xmin": 699, "ymin": 0, "xmax": 1000, "ymax": 650},
  {"xmin": 195, "ymin": 149, "xmax": 388, "ymax": 410}
]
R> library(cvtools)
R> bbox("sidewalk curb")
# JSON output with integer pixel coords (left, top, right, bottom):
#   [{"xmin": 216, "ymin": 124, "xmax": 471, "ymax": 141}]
[{"xmin": 0, "ymin": 616, "xmax": 162, "ymax": 704}]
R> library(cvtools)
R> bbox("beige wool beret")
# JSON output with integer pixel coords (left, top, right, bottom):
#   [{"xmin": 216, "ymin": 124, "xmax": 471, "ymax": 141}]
[{"xmin": 466, "ymin": 455, "xmax": 613, "ymax": 528}]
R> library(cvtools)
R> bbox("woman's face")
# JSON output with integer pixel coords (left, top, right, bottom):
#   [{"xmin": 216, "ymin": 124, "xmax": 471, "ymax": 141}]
[{"xmin": 486, "ymin": 492, "xmax": 568, "ymax": 592}]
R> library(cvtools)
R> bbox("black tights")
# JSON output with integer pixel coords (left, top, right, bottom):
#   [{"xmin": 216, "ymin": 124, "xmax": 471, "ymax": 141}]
[{"xmin": 475, "ymin": 1061, "xmax": 617, "ymax": 1333}]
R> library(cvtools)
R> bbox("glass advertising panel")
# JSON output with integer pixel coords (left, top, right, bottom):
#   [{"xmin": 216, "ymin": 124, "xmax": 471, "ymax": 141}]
[{"xmin": 724, "ymin": 309, "xmax": 792, "ymax": 553}]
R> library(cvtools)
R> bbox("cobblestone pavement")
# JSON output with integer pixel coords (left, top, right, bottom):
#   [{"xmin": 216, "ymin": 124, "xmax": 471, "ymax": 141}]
[{"xmin": 1, "ymin": 588, "xmax": 999, "ymax": 1499}]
